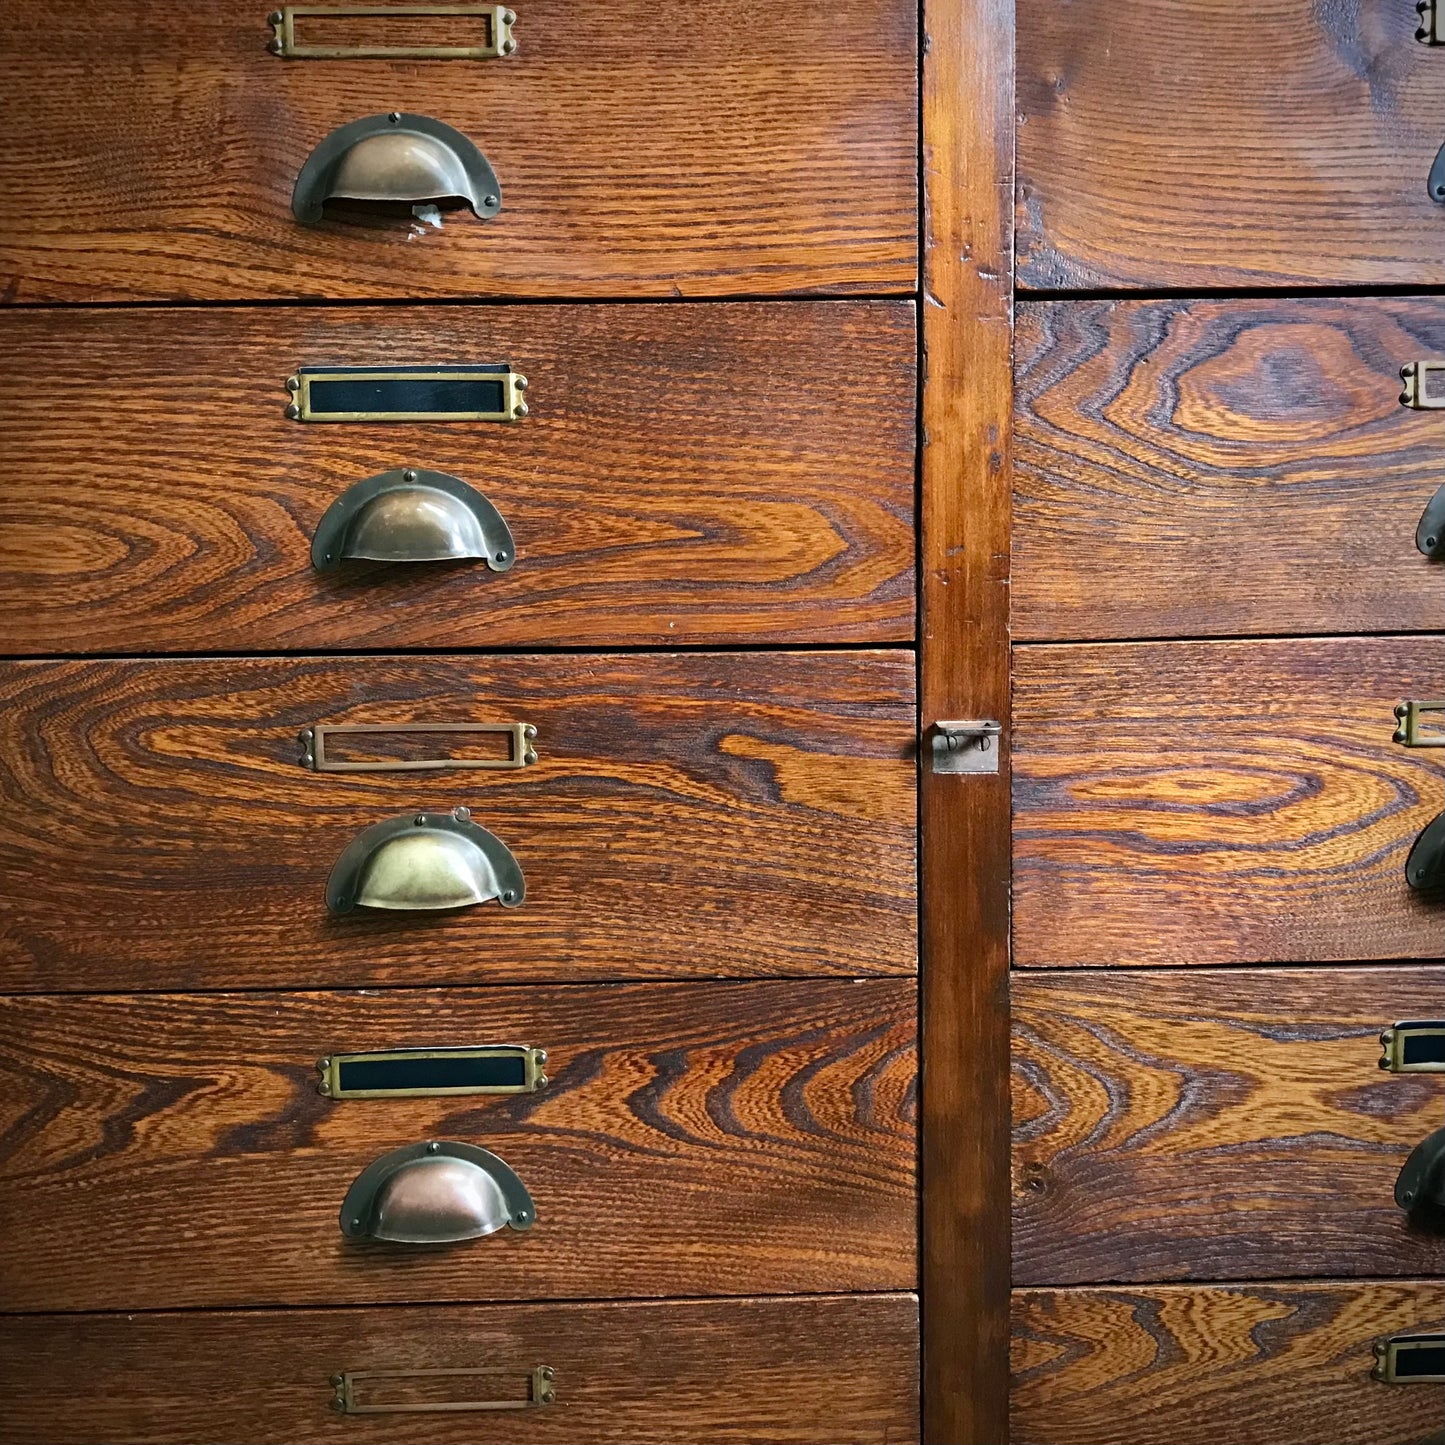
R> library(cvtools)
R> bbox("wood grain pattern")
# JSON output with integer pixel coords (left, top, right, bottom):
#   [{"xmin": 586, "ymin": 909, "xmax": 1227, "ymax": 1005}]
[
  {"xmin": 0, "ymin": 1293, "xmax": 920, "ymax": 1444},
  {"xmin": 1012, "ymin": 966, "xmax": 1445, "ymax": 1285},
  {"xmin": 0, "ymin": 1, "xmax": 916, "ymax": 301},
  {"xmin": 1014, "ymin": 636, "xmax": 1444, "ymax": 966},
  {"xmin": 1017, "ymin": 0, "xmax": 1445, "ymax": 289},
  {"xmin": 0, "ymin": 303, "xmax": 916, "ymax": 654},
  {"xmin": 1014, "ymin": 298, "xmax": 1445, "ymax": 641},
  {"xmin": 0, "ymin": 652, "xmax": 917, "ymax": 991},
  {"xmin": 1013, "ymin": 1282, "xmax": 1445, "ymax": 1445},
  {"xmin": 919, "ymin": 1, "xmax": 1014, "ymax": 1439},
  {"xmin": 0, "ymin": 980, "xmax": 915, "ymax": 1310}
]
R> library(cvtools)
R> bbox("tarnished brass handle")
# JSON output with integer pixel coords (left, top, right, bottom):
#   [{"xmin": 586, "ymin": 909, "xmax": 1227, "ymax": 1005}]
[
  {"xmin": 1416, "ymin": 484, "xmax": 1445, "ymax": 559},
  {"xmin": 341, "ymin": 1140, "xmax": 535, "ymax": 1244},
  {"xmin": 311, "ymin": 469, "xmax": 516, "ymax": 571},
  {"xmin": 1396, "ymin": 1127, "xmax": 1445, "ymax": 1232},
  {"xmin": 1431, "ymin": 138, "xmax": 1445, "ymax": 204},
  {"xmin": 293, "ymin": 112, "xmax": 501, "ymax": 223},
  {"xmin": 1406, "ymin": 810, "xmax": 1445, "ymax": 893},
  {"xmin": 325, "ymin": 806, "xmax": 525, "ymax": 914}
]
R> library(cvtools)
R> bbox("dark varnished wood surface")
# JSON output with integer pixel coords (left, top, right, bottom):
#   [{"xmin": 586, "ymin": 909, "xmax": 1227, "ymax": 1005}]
[
  {"xmin": 0, "ymin": 1, "xmax": 917, "ymax": 301},
  {"xmin": 1017, "ymin": 0, "xmax": 1445, "ymax": 289},
  {"xmin": 1013, "ymin": 1282, "xmax": 1445, "ymax": 1445},
  {"xmin": 0, "ymin": 981, "xmax": 915, "ymax": 1310},
  {"xmin": 919, "ymin": 0, "xmax": 1015, "ymax": 1439},
  {"xmin": 0, "ymin": 303, "xmax": 915, "ymax": 654},
  {"xmin": 1014, "ymin": 298, "xmax": 1445, "ymax": 641},
  {"xmin": 0, "ymin": 1294, "xmax": 921, "ymax": 1444},
  {"xmin": 1012, "ymin": 967, "xmax": 1445, "ymax": 1285},
  {"xmin": 0, "ymin": 653, "xmax": 917, "ymax": 991},
  {"xmin": 1013, "ymin": 637, "xmax": 1444, "ymax": 967}
]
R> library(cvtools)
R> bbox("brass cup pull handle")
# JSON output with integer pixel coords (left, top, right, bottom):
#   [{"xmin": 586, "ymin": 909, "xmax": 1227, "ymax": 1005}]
[
  {"xmin": 293, "ymin": 112, "xmax": 501, "ymax": 224},
  {"xmin": 1417, "ymin": 485, "xmax": 1445, "ymax": 559},
  {"xmin": 1432, "ymin": 138, "xmax": 1445, "ymax": 204},
  {"xmin": 1406, "ymin": 810, "xmax": 1445, "ymax": 893},
  {"xmin": 326, "ymin": 806, "xmax": 525, "ymax": 914},
  {"xmin": 341, "ymin": 1141, "xmax": 535, "ymax": 1244},
  {"xmin": 311, "ymin": 469, "xmax": 516, "ymax": 572},
  {"xmin": 1396, "ymin": 1127, "xmax": 1445, "ymax": 1232}
]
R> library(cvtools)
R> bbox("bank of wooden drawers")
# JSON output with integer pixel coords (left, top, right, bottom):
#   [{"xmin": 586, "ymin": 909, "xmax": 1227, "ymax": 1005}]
[
  {"xmin": 0, "ymin": 1295, "xmax": 921, "ymax": 1445},
  {"xmin": 0, "ymin": 0, "xmax": 918, "ymax": 302},
  {"xmin": 1017, "ymin": 0, "xmax": 1445, "ymax": 289},
  {"xmin": 1013, "ymin": 2, "xmax": 1445, "ymax": 1434},
  {"xmin": 0, "ymin": 3, "xmax": 924, "ymax": 1438}
]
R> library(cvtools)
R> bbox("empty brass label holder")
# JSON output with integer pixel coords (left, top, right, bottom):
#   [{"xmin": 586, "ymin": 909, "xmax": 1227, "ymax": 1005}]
[
  {"xmin": 270, "ymin": 4, "xmax": 517, "ymax": 59},
  {"xmin": 331, "ymin": 1365, "xmax": 556, "ymax": 1414},
  {"xmin": 300, "ymin": 722, "xmax": 538, "ymax": 773},
  {"xmin": 1392, "ymin": 701, "xmax": 1445, "ymax": 748}
]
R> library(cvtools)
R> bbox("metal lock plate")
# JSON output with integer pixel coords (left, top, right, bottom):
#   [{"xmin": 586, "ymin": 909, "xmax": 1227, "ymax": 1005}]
[
  {"xmin": 332, "ymin": 1365, "xmax": 556, "ymax": 1414},
  {"xmin": 318, "ymin": 1045, "xmax": 549, "ymax": 1098},
  {"xmin": 286, "ymin": 365, "xmax": 528, "ymax": 422},
  {"xmin": 1381, "ymin": 1022, "xmax": 1445, "ymax": 1073},
  {"xmin": 1374, "ymin": 1333, "xmax": 1445, "ymax": 1384},
  {"xmin": 1392, "ymin": 701, "xmax": 1445, "ymax": 748},
  {"xmin": 1401, "ymin": 362, "xmax": 1445, "ymax": 409},
  {"xmin": 931, "ymin": 720, "xmax": 1003, "ymax": 775},
  {"xmin": 270, "ymin": 4, "xmax": 518, "ymax": 59}
]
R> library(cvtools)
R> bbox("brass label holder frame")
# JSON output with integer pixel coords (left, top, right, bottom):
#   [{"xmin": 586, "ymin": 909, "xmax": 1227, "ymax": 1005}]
[
  {"xmin": 1401, "ymin": 362, "xmax": 1445, "ymax": 409},
  {"xmin": 317, "ymin": 1045, "xmax": 549, "ymax": 1098},
  {"xmin": 286, "ymin": 365, "xmax": 528, "ymax": 423},
  {"xmin": 331, "ymin": 1365, "xmax": 556, "ymax": 1413},
  {"xmin": 270, "ymin": 4, "xmax": 517, "ymax": 59},
  {"xmin": 1392, "ymin": 701, "xmax": 1445, "ymax": 748},
  {"xmin": 1373, "ymin": 1333, "xmax": 1445, "ymax": 1384},
  {"xmin": 300, "ymin": 722, "xmax": 538, "ymax": 773},
  {"xmin": 1380, "ymin": 1022, "xmax": 1445, "ymax": 1073},
  {"xmin": 1420, "ymin": 0, "xmax": 1443, "ymax": 45}
]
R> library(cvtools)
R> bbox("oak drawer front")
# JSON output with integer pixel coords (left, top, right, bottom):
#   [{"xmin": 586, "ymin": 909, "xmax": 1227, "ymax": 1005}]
[
  {"xmin": 0, "ymin": 2, "xmax": 917, "ymax": 303},
  {"xmin": 0, "ymin": 302, "xmax": 915, "ymax": 654},
  {"xmin": 1014, "ymin": 298, "xmax": 1445, "ymax": 642},
  {"xmin": 0, "ymin": 652, "xmax": 916, "ymax": 992},
  {"xmin": 1013, "ymin": 1282, "xmax": 1445, "ymax": 1445},
  {"xmin": 0, "ymin": 1294, "xmax": 920, "ymax": 1444},
  {"xmin": 0, "ymin": 982, "xmax": 915, "ymax": 1311},
  {"xmin": 1017, "ymin": 0, "xmax": 1445, "ymax": 289},
  {"xmin": 1013, "ymin": 967, "xmax": 1445, "ymax": 1286},
  {"xmin": 1013, "ymin": 637, "xmax": 1442, "ymax": 968}
]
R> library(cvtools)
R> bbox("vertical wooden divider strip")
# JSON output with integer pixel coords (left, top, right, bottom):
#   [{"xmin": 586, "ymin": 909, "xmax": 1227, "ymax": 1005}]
[{"xmin": 920, "ymin": 1, "xmax": 1015, "ymax": 1441}]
